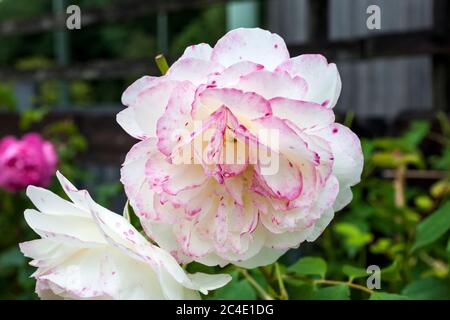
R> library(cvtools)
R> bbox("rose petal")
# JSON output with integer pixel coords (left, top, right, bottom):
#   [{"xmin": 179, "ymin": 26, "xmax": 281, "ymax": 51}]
[
  {"xmin": 276, "ymin": 54, "xmax": 341, "ymax": 108},
  {"xmin": 212, "ymin": 28, "xmax": 289, "ymax": 71}
]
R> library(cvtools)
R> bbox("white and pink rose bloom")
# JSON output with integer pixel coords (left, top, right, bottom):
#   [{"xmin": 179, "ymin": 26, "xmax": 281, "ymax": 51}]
[
  {"xmin": 20, "ymin": 172, "xmax": 231, "ymax": 300},
  {"xmin": 118, "ymin": 28, "xmax": 363, "ymax": 268},
  {"xmin": 0, "ymin": 133, "xmax": 57, "ymax": 192},
  {"xmin": 20, "ymin": 27, "xmax": 363, "ymax": 300}
]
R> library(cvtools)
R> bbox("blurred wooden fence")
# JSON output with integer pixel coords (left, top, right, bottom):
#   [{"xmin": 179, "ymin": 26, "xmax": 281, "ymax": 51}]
[{"xmin": 1, "ymin": 0, "xmax": 449, "ymax": 167}]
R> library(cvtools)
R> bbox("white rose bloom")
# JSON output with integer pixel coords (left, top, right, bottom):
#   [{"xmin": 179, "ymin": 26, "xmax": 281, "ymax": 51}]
[{"xmin": 19, "ymin": 171, "xmax": 231, "ymax": 300}]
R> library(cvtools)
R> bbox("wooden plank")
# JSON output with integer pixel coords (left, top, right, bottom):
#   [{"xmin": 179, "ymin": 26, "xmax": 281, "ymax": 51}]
[
  {"xmin": 289, "ymin": 30, "xmax": 450, "ymax": 60},
  {"xmin": 1, "ymin": 31, "xmax": 450, "ymax": 82},
  {"xmin": 0, "ymin": 58, "xmax": 158, "ymax": 81},
  {"xmin": 0, "ymin": 0, "xmax": 228, "ymax": 36},
  {"xmin": 0, "ymin": 109, "xmax": 135, "ymax": 164}
]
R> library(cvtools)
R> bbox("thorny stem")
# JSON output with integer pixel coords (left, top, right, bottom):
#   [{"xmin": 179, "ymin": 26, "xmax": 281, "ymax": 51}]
[
  {"xmin": 275, "ymin": 263, "xmax": 289, "ymax": 300},
  {"xmin": 239, "ymin": 269, "xmax": 274, "ymax": 300}
]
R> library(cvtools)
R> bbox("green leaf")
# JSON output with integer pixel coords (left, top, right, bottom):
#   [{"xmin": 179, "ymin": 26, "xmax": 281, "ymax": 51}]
[
  {"xmin": 288, "ymin": 281, "xmax": 315, "ymax": 300},
  {"xmin": 402, "ymin": 121, "xmax": 430, "ymax": 147},
  {"xmin": 214, "ymin": 280, "xmax": 257, "ymax": 300},
  {"xmin": 402, "ymin": 278, "xmax": 450, "ymax": 300},
  {"xmin": 380, "ymin": 260, "xmax": 401, "ymax": 281},
  {"xmin": 342, "ymin": 265, "xmax": 368, "ymax": 280},
  {"xmin": 312, "ymin": 285, "xmax": 350, "ymax": 300},
  {"xmin": 334, "ymin": 222, "xmax": 373, "ymax": 246},
  {"xmin": 370, "ymin": 292, "xmax": 409, "ymax": 300},
  {"xmin": 412, "ymin": 201, "xmax": 450, "ymax": 251},
  {"xmin": 288, "ymin": 257, "xmax": 327, "ymax": 279}
]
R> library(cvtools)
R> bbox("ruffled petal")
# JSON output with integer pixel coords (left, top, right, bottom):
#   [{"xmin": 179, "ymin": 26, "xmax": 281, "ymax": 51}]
[
  {"xmin": 167, "ymin": 58, "xmax": 223, "ymax": 85},
  {"xmin": 118, "ymin": 81, "xmax": 178, "ymax": 139},
  {"xmin": 207, "ymin": 61, "xmax": 264, "ymax": 87},
  {"xmin": 193, "ymin": 87, "xmax": 272, "ymax": 121},
  {"xmin": 276, "ymin": 54, "xmax": 341, "ymax": 108},
  {"xmin": 180, "ymin": 43, "xmax": 213, "ymax": 61},
  {"xmin": 312, "ymin": 123, "xmax": 363, "ymax": 187},
  {"xmin": 269, "ymin": 97, "xmax": 335, "ymax": 130},
  {"xmin": 156, "ymin": 81, "xmax": 196, "ymax": 156},
  {"xmin": 212, "ymin": 28, "xmax": 289, "ymax": 71},
  {"xmin": 121, "ymin": 76, "xmax": 159, "ymax": 107},
  {"xmin": 235, "ymin": 70, "xmax": 307, "ymax": 100}
]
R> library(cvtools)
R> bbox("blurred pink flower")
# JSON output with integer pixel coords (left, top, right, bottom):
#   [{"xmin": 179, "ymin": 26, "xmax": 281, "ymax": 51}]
[{"xmin": 0, "ymin": 133, "xmax": 58, "ymax": 192}]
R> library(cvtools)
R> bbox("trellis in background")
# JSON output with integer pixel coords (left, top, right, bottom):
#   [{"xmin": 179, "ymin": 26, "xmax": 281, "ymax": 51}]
[{"xmin": 0, "ymin": 0, "xmax": 449, "ymax": 203}]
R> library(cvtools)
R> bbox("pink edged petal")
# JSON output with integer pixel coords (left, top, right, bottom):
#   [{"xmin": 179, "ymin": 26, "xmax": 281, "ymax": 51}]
[
  {"xmin": 235, "ymin": 70, "xmax": 307, "ymax": 100},
  {"xmin": 283, "ymin": 122, "xmax": 334, "ymax": 186},
  {"xmin": 121, "ymin": 76, "xmax": 159, "ymax": 106},
  {"xmin": 211, "ymin": 28, "xmax": 289, "ymax": 71},
  {"xmin": 217, "ymin": 223, "xmax": 265, "ymax": 263},
  {"xmin": 306, "ymin": 208, "xmax": 335, "ymax": 242},
  {"xmin": 34, "ymin": 248, "xmax": 121, "ymax": 300},
  {"xmin": 140, "ymin": 221, "xmax": 191, "ymax": 264},
  {"xmin": 83, "ymin": 191, "xmax": 161, "ymax": 267},
  {"xmin": 180, "ymin": 43, "xmax": 213, "ymax": 61},
  {"xmin": 269, "ymin": 97, "xmax": 335, "ymax": 130},
  {"xmin": 224, "ymin": 175, "xmax": 245, "ymax": 206},
  {"xmin": 183, "ymin": 184, "xmax": 215, "ymax": 219},
  {"xmin": 311, "ymin": 175, "xmax": 340, "ymax": 219},
  {"xmin": 153, "ymin": 193, "xmax": 185, "ymax": 224},
  {"xmin": 145, "ymin": 148, "xmax": 207, "ymax": 196},
  {"xmin": 311, "ymin": 123, "xmax": 363, "ymax": 187},
  {"xmin": 265, "ymin": 228, "xmax": 309, "ymax": 249},
  {"xmin": 174, "ymin": 219, "xmax": 214, "ymax": 258},
  {"xmin": 276, "ymin": 54, "xmax": 341, "ymax": 108},
  {"xmin": 333, "ymin": 186, "xmax": 353, "ymax": 212},
  {"xmin": 214, "ymin": 196, "xmax": 230, "ymax": 248},
  {"xmin": 55, "ymin": 171, "xmax": 90, "ymax": 211},
  {"xmin": 232, "ymin": 246, "xmax": 288, "ymax": 268},
  {"xmin": 126, "ymin": 80, "xmax": 179, "ymax": 138},
  {"xmin": 255, "ymin": 154, "xmax": 302, "ymax": 201},
  {"xmin": 207, "ymin": 61, "xmax": 264, "ymax": 87},
  {"xmin": 285, "ymin": 160, "xmax": 319, "ymax": 210},
  {"xmin": 156, "ymin": 81, "xmax": 196, "ymax": 156},
  {"xmin": 252, "ymin": 116, "xmax": 319, "ymax": 166},
  {"xmin": 219, "ymin": 163, "xmax": 248, "ymax": 178},
  {"xmin": 193, "ymin": 87, "xmax": 271, "ymax": 121},
  {"xmin": 120, "ymin": 139, "xmax": 156, "ymax": 218},
  {"xmin": 167, "ymin": 58, "xmax": 224, "ymax": 85},
  {"xmin": 116, "ymin": 107, "xmax": 148, "ymax": 140}
]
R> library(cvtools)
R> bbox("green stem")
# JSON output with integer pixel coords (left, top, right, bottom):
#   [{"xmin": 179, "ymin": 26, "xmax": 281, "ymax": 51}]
[
  {"xmin": 275, "ymin": 263, "xmax": 289, "ymax": 300},
  {"xmin": 155, "ymin": 54, "xmax": 169, "ymax": 75},
  {"xmin": 239, "ymin": 269, "xmax": 274, "ymax": 300},
  {"xmin": 313, "ymin": 279, "xmax": 374, "ymax": 295},
  {"xmin": 284, "ymin": 275, "xmax": 374, "ymax": 295}
]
